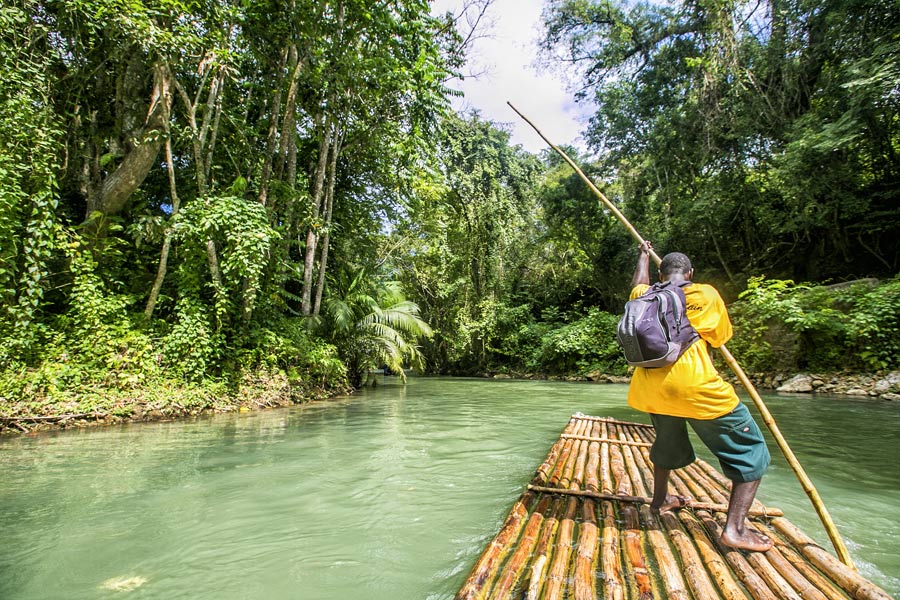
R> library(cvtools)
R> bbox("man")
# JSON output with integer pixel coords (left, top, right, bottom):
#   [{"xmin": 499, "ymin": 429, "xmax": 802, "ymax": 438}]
[{"xmin": 628, "ymin": 240, "xmax": 773, "ymax": 552}]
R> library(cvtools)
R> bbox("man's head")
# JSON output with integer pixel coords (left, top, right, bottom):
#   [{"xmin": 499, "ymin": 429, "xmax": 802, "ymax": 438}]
[{"xmin": 659, "ymin": 252, "xmax": 693, "ymax": 282}]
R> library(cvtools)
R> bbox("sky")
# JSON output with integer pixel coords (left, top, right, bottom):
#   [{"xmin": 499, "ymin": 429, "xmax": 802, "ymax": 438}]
[{"xmin": 430, "ymin": 0, "xmax": 594, "ymax": 154}]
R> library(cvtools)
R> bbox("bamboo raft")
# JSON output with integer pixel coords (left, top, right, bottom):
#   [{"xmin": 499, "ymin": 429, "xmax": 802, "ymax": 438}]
[{"xmin": 456, "ymin": 414, "xmax": 893, "ymax": 600}]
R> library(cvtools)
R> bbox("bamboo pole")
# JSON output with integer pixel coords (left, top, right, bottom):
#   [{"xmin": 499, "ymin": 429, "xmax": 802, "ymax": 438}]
[
  {"xmin": 696, "ymin": 510, "xmax": 781, "ymax": 600},
  {"xmin": 754, "ymin": 522, "xmax": 851, "ymax": 600},
  {"xmin": 621, "ymin": 427, "xmax": 655, "ymax": 489},
  {"xmin": 746, "ymin": 527, "xmax": 830, "ymax": 600},
  {"xmin": 600, "ymin": 432, "xmax": 613, "ymax": 494},
  {"xmin": 548, "ymin": 431, "xmax": 577, "ymax": 487},
  {"xmin": 532, "ymin": 417, "xmax": 579, "ymax": 485},
  {"xmin": 659, "ymin": 511, "xmax": 727, "ymax": 600},
  {"xmin": 610, "ymin": 439, "xmax": 630, "ymax": 495},
  {"xmin": 455, "ymin": 492, "xmax": 535, "ymax": 600},
  {"xmin": 599, "ymin": 500, "xmax": 625, "ymax": 600},
  {"xmin": 523, "ymin": 497, "xmax": 563, "ymax": 600},
  {"xmin": 489, "ymin": 496, "xmax": 551, "ymax": 598},
  {"xmin": 542, "ymin": 497, "xmax": 578, "ymax": 600},
  {"xmin": 507, "ymin": 100, "xmax": 854, "ymax": 570},
  {"xmin": 677, "ymin": 510, "xmax": 751, "ymax": 600},
  {"xmin": 572, "ymin": 435, "xmax": 590, "ymax": 489},
  {"xmin": 620, "ymin": 503, "xmax": 653, "ymax": 599},
  {"xmin": 584, "ymin": 423, "xmax": 601, "ymax": 493},
  {"xmin": 573, "ymin": 499, "xmax": 600, "ymax": 600},
  {"xmin": 641, "ymin": 505, "xmax": 692, "ymax": 600}
]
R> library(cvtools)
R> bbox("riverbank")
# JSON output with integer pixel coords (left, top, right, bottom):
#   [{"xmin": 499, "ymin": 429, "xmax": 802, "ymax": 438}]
[
  {"xmin": 4, "ymin": 368, "xmax": 898, "ymax": 437},
  {"xmin": 490, "ymin": 369, "xmax": 900, "ymax": 401},
  {"xmin": 0, "ymin": 370, "xmax": 352, "ymax": 436}
]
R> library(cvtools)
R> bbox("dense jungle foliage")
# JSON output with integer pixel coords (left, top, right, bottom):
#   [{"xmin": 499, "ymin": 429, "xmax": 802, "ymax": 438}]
[{"xmin": 1, "ymin": 0, "xmax": 898, "ymax": 421}]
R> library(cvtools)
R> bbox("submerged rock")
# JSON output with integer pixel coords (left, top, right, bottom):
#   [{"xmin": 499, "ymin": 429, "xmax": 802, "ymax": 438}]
[{"xmin": 101, "ymin": 576, "xmax": 148, "ymax": 592}]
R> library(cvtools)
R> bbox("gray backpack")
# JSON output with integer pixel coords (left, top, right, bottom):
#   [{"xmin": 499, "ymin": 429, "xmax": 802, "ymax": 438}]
[{"xmin": 617, "ymin": 281, "xmax": 700, "ymax": 368}]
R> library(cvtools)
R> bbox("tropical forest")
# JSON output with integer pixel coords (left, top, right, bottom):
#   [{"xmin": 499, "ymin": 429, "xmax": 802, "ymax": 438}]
[{"xmin": 1, "ymin": 0, "xmax": 898, "ymax": 428}]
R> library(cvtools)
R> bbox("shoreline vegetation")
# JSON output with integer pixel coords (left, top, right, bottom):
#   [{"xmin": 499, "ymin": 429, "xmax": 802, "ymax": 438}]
[
  {"xmin": 3, "ymin": 368, "xmax": 897, "ymax": 437},
  {"xmin": 0, "ymin": 370, "xmax": 352, "ymax": 436}
]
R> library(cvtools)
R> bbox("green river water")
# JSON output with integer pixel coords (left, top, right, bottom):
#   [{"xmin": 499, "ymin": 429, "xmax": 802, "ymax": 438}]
[{"xmin": 1, "ymin": 377, "xmax": 898, "ymax": 599}]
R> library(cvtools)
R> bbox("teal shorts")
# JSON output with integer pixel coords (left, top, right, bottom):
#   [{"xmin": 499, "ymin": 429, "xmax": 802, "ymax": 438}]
[{"xmin": 649, "ymin": 402, "xmax": 770, "ymax": 483}]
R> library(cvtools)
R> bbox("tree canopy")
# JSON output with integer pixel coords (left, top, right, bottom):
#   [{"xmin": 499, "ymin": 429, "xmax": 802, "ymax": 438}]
[{"xmin": 1, "ymin": 0, "xmax": 898, "ymax": 413}]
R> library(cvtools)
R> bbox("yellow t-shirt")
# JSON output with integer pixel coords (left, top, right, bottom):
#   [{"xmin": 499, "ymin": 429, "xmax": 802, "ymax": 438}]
[{"xmin": 626, "ymin": 282, "xmax": 739, "ymax": 419}]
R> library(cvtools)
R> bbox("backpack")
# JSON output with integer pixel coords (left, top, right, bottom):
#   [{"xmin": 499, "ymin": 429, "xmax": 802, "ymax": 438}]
[{"xmin": 616, "ymin": 281, "xmax": 700, "ymax": 368}]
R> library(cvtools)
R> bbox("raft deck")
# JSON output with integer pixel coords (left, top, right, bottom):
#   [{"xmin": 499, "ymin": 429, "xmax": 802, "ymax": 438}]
[{"xmin": 456, "ymin": 414, "xmax": 892, "ymax": 600}]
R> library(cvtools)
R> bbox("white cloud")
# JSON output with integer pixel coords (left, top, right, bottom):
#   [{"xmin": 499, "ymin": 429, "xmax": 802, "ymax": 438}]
[{"xmin": 431, "ymin": 0, "xmax": 593, "ymax": 154}]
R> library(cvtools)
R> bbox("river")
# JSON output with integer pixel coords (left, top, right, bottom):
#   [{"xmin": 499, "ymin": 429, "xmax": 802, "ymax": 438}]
[{"xmin": 1, "ymin": 377, "xmax": 897, "ymax": 599}]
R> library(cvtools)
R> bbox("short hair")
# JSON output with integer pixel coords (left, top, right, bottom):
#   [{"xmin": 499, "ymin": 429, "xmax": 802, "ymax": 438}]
[{"xmin": 659, "ymin": 252, "xmax": 692, "ymax": 276}]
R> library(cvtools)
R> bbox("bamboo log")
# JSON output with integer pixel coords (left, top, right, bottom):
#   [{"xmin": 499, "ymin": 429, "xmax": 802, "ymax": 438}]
[
  {"xmin": 600, "ymin": 500, "xmax": 625, "ymax": 600},
  {"xmin": 561, "ymin": 434, "xmax": 652, "ymax": 447},
  {"xmin": 747, "ymin": 529, "xmax": 830, "ymax": 600},
  {"xmin": 571, "ymin": 434, "xmax": 590, "ymax": 490},
  {"xmin": 542, "ymin": 497, "xmax": 578, "ymax": 600},
  {"xmin": 548, "ymin": 435, "xmax": 577, "ymax": 487},
  {"xmin": 620, "ymin": 441, "xmax": 649, "ymax": 498},
  {"xmin": 532, "ymin": 418, "xmax": 579, "ymax": 485},
  {"xmin": 610, "ymin": 440, "xmax": 631, "ymax": 495},
  {"xmin": 696, "ymin": 510, "xmax": 781, "ymax": 600},
  {"xmin": 455, "ymin": 492, "xmax": 535, "ymax": 600},
  {"xmin": 558, "ymin": 438, "xmax": 583, "ymax": 490},
  {"xmin": 678, "ymin": 510, "xmax": 750, "ymax": 600},
  {"xmin": 742, "ymin": 544, "xmax": 805, "ymax": 600},
  {"xmin": 523, "ymin": 498, "xmax": 563, "ymax": 600},
  {"xmin": 755, "ymin": 521, "xmax": 850, "ymax": 600},
  {"xmin": 622, "ymin": 427, "xmax": 655, "ymax": 490},
  {"xmin": 509, "ymin": 101, "xmax": 854, "ymax": 569},
  {"xmin": 659, "ymin": 511, "xmax": 726, "ymax": 600},
  {"xmin": 640, "ymin": 505, "xmax": 691, "ymax": 600},
  {"xmin": 573, "ymin": 499, "xmax": 600, "ymax": 600},
  {"xmin": 559, "ymin": 419, "xmax": 591, "ymax": 488},
  {"xmin": 489, "ymin": 496, "xmax": 551, "ymax": 598},
  {"xmin": 769, "ymin": 518, "xmax": 892, "ymax": 600},
  {"xmin": 683, "ymin": 463, "xmax": 730, "ymax": 506},
  {"xmin": 600, "ymin": 435, "xmax": 613, "ymax": 494},
  {"xmin": 621, "ymin": 503, "xmax": 653, "ymax": 599},
  {"xmin": 584, "ymin": 423, "xmax": 601, "ymax": 493}
]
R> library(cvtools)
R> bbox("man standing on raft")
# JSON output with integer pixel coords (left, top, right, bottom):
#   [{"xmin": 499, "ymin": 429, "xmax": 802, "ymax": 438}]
[{"xmin": 628, "ymin": 241, "xmax": 774, "ymax": 552}]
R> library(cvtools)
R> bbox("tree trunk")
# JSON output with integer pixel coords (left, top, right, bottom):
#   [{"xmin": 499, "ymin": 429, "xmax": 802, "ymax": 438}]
[
  {"xmin": 86, "ymin": 63, "xmax": 172, "ymax": 219},
  {"xmin": 312, "ymin": 130, "xmax": 342, "ymax": 316},
  {"xmin": 144, "ymin": 135, "xmax": 180, "ymax": 318},
  {"xmin": 300, "ymin": 117, "xmax": 333, "ymax": 316},
  {"xmin": 274, "ymin": 44, "xmax": 303, "ymax": 184},
  {"xmin": 257, "ymin": 48, "xmax": 288, "ymax": 206},
  {"xmin": 201, "ymin": 67, "xmax": 226, "ymax": 188}
]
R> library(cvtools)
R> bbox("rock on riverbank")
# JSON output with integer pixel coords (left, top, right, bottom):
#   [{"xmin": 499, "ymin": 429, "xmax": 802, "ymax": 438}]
[{"xmin": 771, "ymin": 371, "xmax": 900, "ymax": 400}]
